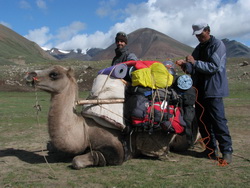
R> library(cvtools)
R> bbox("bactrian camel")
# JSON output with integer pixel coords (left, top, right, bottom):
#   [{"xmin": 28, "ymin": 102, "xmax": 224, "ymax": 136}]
[{"xmin": 25, "ymin": 65, "xmax": 198, "ymax": 169}]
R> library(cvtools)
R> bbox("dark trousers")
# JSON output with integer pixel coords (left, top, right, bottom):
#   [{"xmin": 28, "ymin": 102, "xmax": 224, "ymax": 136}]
[{"xmin": 195, "ymin": 97, "xmax": 233, "ymax": 154}]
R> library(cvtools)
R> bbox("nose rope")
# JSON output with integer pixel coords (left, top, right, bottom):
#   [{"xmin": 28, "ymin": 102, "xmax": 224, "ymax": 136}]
[
  {"xmin": 33, "ymin": 77, "xmax": 39, "ymax": 81},
  {"xmin": 34, "ymin": 88, "xmax": 42, "ymax": 112},
  {"xmin": 33, "ymin": 87, "xmax": 57, "ymax": 179}
]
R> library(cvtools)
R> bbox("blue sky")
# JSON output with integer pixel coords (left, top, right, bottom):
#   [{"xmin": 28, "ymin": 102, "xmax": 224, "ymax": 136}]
[{"xmin": 1, "ymin": 0, "xmax": 250, "ymax": 53}]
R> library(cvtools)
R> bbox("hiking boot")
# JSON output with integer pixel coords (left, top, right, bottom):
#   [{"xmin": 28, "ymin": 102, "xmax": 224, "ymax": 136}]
[
  {"xmin": 222, "ymin": 153, "xmax": 232, "ymax": 164},
  {"xmin": 196, "ymin": 149, "xmax": 219, "ymax": 159}
]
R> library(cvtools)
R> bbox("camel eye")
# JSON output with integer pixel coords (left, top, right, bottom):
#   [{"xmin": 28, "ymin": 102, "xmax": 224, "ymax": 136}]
[{"xmin": 49, "ymin": 72, "xmax": 59, "ymax": 80}]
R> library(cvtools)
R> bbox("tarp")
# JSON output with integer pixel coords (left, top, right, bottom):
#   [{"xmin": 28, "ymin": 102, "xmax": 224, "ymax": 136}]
[{"xmin": 82, "ymin": 74, "xmax": 126, "ymax": 130}]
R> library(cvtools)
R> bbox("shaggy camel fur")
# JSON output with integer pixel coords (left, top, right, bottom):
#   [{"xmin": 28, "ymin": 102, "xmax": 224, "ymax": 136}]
[{"xmin": 25, "ymin": 65, "xmax": 198, "ymax": 169}]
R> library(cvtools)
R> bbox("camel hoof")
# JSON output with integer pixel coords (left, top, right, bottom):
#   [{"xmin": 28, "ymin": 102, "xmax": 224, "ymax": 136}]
[{"xmin": 72, "ymin": 156, "xmax": 88, "ymax": 169}]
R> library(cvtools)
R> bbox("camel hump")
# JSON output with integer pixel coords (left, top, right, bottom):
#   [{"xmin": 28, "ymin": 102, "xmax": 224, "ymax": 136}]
[{"xmin": 82, "ymin": 74, "xmax": 126, "ymax": 130}]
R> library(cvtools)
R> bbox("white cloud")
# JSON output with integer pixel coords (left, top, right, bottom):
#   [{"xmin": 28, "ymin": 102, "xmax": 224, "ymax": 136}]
[
  {"xmin": 36, "ymin": 0, "xmax": 47, "ymax": 9},
  {"xmin": 107, "ymin": 0, "xmax": 250, "ymax": 47},
  {"xmin": 19, "ymin": 0, "xmax": 32, "ymax": 9},
  {"xmin": 24, "ymin": 26, "xmax": 53, "ymax": 48},
  {"xmin": 23, "ymin": 22, "xmax": 87, "ymax": 51},
  {"xmin": 55, "ymin": 21, "xmax": 86, "ymax": 42},
  {"xmin": 96, "ymin": 0, "xmax": 118, "ymax": 17},
  {"xmin": 25, "ymin": 0, "xmax": 250, "ymax": 51},
  {"xmin": 56, "ymin": 31, "xmax": 112, "ymax": 53}
]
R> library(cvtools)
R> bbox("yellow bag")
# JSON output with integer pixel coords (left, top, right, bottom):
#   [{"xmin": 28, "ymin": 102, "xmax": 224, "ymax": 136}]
[{"xmin": 132, "ymin": 62, "xmax": 173, "ymax": 89}]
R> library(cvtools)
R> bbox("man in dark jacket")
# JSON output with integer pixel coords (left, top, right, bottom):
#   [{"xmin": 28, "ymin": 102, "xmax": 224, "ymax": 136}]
[
  {"xmin": 176, "ymin": 23, "xmax": 233, "ymax": 164},
  {"xmin": 111, "ymin": 32, "xmax": 138, "ymax": 66}
]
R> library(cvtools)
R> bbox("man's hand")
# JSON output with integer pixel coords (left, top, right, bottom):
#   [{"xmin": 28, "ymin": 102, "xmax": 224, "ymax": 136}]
[
  {"xmin": 175, "ymin": 59, "xmax": 187, "ymax": 72},
  {"xmin": 175, "ymin": 59, "xmax": 186, "ymax": 66},
  {"xmin": 186, "ymin": 55, "xmax": 195, "ymax": 64}
]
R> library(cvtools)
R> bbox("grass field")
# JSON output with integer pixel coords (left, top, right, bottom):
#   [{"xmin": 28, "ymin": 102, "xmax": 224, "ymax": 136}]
[{"xmin": 0, "ymin": 59, "xmax": 250, "ymax": 187}]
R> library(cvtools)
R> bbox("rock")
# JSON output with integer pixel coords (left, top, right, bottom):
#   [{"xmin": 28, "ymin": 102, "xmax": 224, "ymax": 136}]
[{"xmin": 239, "ymin": 61, "xmax": 249, "ymax": 66}]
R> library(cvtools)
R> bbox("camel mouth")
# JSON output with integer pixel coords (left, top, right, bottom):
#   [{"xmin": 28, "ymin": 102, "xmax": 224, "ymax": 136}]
[
  {"xmin": 26, "ymin": 80, "xmax": 35, "ymax": 87},
  {"xmin": 24, "ymin": 72, "xmax": 38, "ymax": 87},
  {"xmin": 34, "ymin": 84, "xmax": 53, "ymax": 92},
  {"xmin": 25, "ymin": 77, "xmax": 35, "ymax": 87}
]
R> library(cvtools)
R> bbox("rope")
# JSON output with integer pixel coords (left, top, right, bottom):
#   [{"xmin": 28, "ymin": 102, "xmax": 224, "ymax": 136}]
[
  {"xmin": 94, "ymin": 66, "xmax": 127, "ymax": 121},
  {"xmin": 99, "ymin": 65, "xmax": 117, "ymax": 93},
  {"xmin": 155, "ymin": 88, "xmax": 166, "ymax": 123},
  {"xmin": 33, "ymin": 88, "xmax": 57, "ymax": 179},
  {"xmin": 87, "ymin": 67, "xmax": 126, "ymax": 164},
  {"xmin": 149, "ymin": 90, "xmax": 156, "ymax": 130},
  {"xmin": 97, "ymin": 104, "xmax": 128, "ymax": 122},
  {"xmin": 193, "ymin": 87, "xmax": 228, "ymax": 166},
  {"xmin": 33, "ymin": 86, "xmax": 96, "ymax": 169},
  {"xmin": 82, "ymin": 118, "xmax": 95, "ymax": 160}
]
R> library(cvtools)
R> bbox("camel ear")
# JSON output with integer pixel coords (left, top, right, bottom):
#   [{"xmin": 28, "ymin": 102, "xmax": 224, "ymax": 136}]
[{"xmin": 67, "ymin": 67, "xmax": 75, "ymax": 77}]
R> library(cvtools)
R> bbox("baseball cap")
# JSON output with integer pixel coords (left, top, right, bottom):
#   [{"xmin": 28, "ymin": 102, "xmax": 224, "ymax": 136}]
[{"xmin": 192, "ymin": 23, "xmax": 209, "ymax": 35}]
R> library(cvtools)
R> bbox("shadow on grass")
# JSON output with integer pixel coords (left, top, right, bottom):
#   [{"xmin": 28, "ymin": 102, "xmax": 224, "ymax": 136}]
[
  {"xmin": 172, "ymin": 149, "xmax": 202, "ymax": 157},
  {"xmin": 0, "ymin": 148, "xmax": 74, "ymax": 164}
]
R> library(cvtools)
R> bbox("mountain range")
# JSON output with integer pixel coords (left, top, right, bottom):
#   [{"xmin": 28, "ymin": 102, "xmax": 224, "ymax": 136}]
[
  {"xmin": 222, "ymin": 39, "xmax": 250, "ymax": 58},
  {"xmin": 46, "ymin": 28, "xmax": 250, "ymax": 61},
  {"xmin": 44, "ymin": 28, "xmax": 194, "ymax": 61},
  {"xmin": 0, "ymin": 24, "xmax": 250, "ymax": 65},
  {"xmin": 91, "ymin": 28, "xmax": 194, "ymax": 61}
]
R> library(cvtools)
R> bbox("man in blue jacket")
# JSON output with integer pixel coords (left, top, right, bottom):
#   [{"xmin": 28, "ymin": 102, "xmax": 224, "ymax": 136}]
[{"xmin": 176, "ymin": 23, "xmax": 233, "ymax": 164}]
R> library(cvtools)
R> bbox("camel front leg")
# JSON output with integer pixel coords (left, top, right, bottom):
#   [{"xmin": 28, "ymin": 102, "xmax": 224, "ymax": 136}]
[{"xmin": 72, "ymin": 151, "xmax": 106, "ymax": 169}]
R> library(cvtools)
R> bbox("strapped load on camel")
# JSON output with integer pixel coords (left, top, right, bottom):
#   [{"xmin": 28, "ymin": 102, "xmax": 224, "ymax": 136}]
[
  {"xmin": 82, "ymin": 60, "xmax": 197, "ymax": 145},
  {"xmin": 124, "ymin": 61, "xmax": 196, "ymax": 140}
]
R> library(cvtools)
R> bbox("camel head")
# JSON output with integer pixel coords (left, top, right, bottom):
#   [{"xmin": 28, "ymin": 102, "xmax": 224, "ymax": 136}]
[{"xmin": 25, "ymin": 65, "xmax": 77, "ymax": 94}]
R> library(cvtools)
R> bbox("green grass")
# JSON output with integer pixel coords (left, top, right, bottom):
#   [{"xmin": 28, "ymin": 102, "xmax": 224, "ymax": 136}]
[
  {"xmin": 1, "ymin": 89, "xmax": 250, "ymax": 187},
  {"xmin": 0, "ymin": 58, "xmax": 250, "ymax": 187}
]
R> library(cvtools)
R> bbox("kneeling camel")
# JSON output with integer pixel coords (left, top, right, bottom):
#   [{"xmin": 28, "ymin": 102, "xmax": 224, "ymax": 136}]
[{"xmin": 25, "ymin": 65, "xmax": 198, "ymax": 169}]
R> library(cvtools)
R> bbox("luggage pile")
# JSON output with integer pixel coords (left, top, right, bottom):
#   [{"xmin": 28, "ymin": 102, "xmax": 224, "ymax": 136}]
[
  {"xmin": 86, "ymin": 60, "xmax": 197, "ymax": 143},
  {"xmin": 122, "ymin": 60, "xmax": 196, "ymax": 136}
]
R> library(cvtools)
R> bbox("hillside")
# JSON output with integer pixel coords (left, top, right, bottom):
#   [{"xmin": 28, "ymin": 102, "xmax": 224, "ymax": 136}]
[
  {"xmin": 222, "ymin": 38, "xmax": 250, "ymax": 58},
  {"xmin": 92, "ymin": 28, "xmax": 194, "ymax": 61},
  {"xmin": 0, "ymin": 24, "xmax": 56, "ymax": 65}
]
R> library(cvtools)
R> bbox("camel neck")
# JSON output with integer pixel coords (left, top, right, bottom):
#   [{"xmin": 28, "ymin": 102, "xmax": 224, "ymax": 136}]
[{"xmin": 48, "ymin": 84, "xmax": 86, "ymax": 153}]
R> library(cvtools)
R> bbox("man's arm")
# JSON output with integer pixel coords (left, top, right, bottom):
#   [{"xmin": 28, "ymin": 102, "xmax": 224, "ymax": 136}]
[
  {"xmin": 127, "ymin": 53, "xmax": 138, "ymax": 61},
  {"xmin": 191, "ymin": 41, "xmax": 226, "ymax": 74}
]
